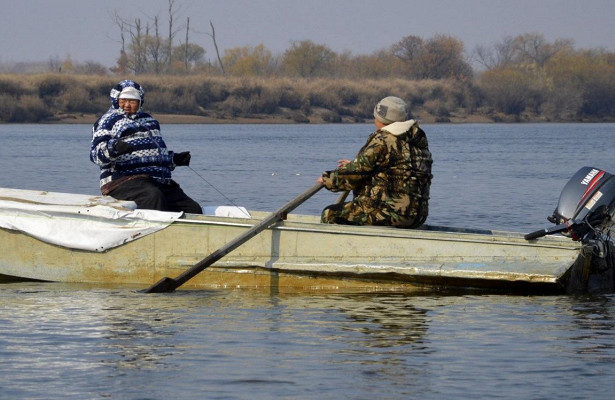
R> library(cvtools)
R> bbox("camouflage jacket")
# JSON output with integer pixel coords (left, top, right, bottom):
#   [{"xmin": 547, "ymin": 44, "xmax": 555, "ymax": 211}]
[{"xmin": 321, "ymin": 120, "xmax": 432, "ymax": 228}]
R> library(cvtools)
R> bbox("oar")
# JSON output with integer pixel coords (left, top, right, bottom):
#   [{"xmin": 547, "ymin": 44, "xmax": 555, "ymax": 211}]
[
  {"xmin": 144, "ymin": 183, "xmax": 324, "ymax": 293},
  {"xmin": 335, "ymin": 190, "xmax": 350, "ymax": 204}
]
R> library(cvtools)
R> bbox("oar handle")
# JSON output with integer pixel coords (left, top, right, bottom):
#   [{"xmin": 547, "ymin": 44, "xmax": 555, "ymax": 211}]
[
  {"xmin": 144, "ymin": 183, "xmax": 324, "ymax": 293},
  {"xmin": 335, "ymin": 190, "xmax": 350, "ymax": 204}
]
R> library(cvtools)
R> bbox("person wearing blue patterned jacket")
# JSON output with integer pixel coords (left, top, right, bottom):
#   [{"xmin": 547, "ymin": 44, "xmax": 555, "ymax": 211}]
[{"xmin": 90, "ymin": 80, "xmax": 202, "ymax": 214}]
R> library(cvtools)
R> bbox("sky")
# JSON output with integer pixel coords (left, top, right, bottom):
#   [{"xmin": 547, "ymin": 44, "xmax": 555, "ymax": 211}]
[{"xmin": 1, "ymin": 0, "xmax": 614, "ymax": 68}]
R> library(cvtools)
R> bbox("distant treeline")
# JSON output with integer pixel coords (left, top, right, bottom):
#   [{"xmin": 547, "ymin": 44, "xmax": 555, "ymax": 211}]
[{"xmin": 0, "ymin": 32, "xmax": 614, "ymax": 123}]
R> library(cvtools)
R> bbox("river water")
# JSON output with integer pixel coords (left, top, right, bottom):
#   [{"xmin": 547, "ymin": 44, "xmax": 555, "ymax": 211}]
[{"xmin": 0, "ymin": 123, "xmax": 614, "ymax": 399}]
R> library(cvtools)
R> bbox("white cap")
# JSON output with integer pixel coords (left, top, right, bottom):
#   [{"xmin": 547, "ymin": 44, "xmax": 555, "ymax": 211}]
[{"xmin": 119, "ymin": 87, "xmax": 141, "ymax": 101}]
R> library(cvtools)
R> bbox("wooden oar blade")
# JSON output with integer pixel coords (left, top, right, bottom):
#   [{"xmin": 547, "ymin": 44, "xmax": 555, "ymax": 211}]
[{"xmin": 144, "ymin": 277, "xmax": 178, "ymax": 293}]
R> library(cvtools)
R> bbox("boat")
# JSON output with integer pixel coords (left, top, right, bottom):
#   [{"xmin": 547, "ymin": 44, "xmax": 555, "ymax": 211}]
[{"xmin": 1, "ymin": 167, "xmax": 614, "ymax": 294}]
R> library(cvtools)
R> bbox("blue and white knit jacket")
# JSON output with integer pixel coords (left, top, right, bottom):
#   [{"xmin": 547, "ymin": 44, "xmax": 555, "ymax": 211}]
[{"xmin": 90, "ymin": 80, "xmax": 176, "ymax": 189}]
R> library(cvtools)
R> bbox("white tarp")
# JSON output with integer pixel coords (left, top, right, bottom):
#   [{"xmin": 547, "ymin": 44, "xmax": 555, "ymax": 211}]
[{"xmin": 0, "ymin": 188, "xmax": 182, "ymax": 252}]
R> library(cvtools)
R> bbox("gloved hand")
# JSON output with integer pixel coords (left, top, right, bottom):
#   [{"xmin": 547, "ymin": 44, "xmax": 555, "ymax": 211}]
[
  {"xmin": 173, "ymin": 151, "xmax": 191, "ymax": 166},
  {"xmin": 113, "ymin": 140, "xmax": 134, "ymax": 156}
]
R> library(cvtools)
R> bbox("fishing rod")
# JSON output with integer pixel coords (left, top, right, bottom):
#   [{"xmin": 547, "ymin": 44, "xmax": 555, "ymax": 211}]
[{"xmin": 187, "ymin": 166, "xmax": 251, "ymax": 218}]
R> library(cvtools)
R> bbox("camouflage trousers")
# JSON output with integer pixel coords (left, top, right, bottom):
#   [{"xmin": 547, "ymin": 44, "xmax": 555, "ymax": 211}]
[{"xmin": 320, "ymin": 201, "xmax": 426, "ymax": 228}]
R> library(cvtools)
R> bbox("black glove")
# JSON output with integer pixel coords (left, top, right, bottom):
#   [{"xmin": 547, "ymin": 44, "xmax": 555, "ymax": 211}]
[
  {"xmin": 173, "ymin": 151, "xmax": 191, "ymax": 166},
  {"xmin": 113, "ymin": 140, "xmax": 134, "ymax": 156}
]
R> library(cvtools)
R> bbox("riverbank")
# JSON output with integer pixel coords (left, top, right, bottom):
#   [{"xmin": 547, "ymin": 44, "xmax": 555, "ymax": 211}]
[
  {"xmin": 44, "ymin": 110, "xmax": 506, "ymax": 125},
  {"xmin": 11, "ymin": 110, "xmax": 615, "ymax": 125},
  {"xmin": 3, "ymin": 74, "xmax": 613, "ymax": 124}
]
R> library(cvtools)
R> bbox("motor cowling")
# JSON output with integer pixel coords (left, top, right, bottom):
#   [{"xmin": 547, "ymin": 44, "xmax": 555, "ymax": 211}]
[{"xmin": 549, "ymin": 167, "xmax": 615, "ymax": 240}]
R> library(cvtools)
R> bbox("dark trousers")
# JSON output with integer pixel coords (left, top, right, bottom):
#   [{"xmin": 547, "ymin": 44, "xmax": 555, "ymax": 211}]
[{"xmin": 108, "ymin": 177, "xmax": 202, "ymax": 214}]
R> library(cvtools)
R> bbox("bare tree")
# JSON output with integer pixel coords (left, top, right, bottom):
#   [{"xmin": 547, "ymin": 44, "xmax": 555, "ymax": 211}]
[
  {"xmin": 391, "ymin": 35, "xmax": 426, "ymax": 79},
  {"xmin": 392, "ymin": 36, "xmax": 424, "ymax": 61},
  {"xmin": 166, "ymin": 0, "xmax": 181, "ymax": 72},
  {"xmin": 115, "ymin": 14, "xmax": 127, "ymax": 54},
  {"xmin": 184, "ymin": 17, "xmax": 190, "ymax": 71},
  {"xmin": 209, "ymin": 21, "xmax": 225, "ymax": 75},
  {"xmin": 131, "ymin": 18, "xmax": 146, "ymax": 74},
  {"xmin": 473, "ymin": 36, "xmax": 515, "ymax": 69},
  {"xmin": 147, "ymin": 16, "xmax": 166, "ymax": 74},
  {"xmin": 187, "ymin": 18, "xmax": 224, "ymax": 74},
  {"xmin": 110, "ymin": 11, "xmax": 129, "ymax": 74},
  {"xmin": 110, "ymin": 11, "xmax": 147, "ymax": 74},
  {"xmin": 511, "ymin": 33, "xmax": 573, "ymax": 67},
  {"xmin": 494, "ymin": 36, "xmax": 516, "ymax": 67},
  {"xmin": 392, "ymin": 35, "xmax": 471, "ymax": 79},
  {"xmin": 475, "ymin": 34, "xmax": 574, "ymax": 70}
]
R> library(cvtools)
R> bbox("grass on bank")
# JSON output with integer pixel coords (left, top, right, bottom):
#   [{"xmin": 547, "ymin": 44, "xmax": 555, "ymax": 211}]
[{"xmin": 0, "ymin": 73, "xmax": 505, "ymax": 124}]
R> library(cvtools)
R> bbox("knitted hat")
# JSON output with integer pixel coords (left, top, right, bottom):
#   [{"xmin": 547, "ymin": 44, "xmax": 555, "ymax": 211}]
[
  {"xmin": 110, "ymin": 80, "xmax": 145, "ymax": 109},
  {"xmin": 373, "ymin": 96, "xmax": 408, "ymax": 124},
  {"xmin": 118, "ymin": 87, "xmax": 141, "ymax": 101}
]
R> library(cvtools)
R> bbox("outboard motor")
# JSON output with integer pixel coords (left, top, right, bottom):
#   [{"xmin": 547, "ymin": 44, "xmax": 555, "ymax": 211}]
[
  {"xmin": 525, "ymin": 167, "xmax": 615, "ymax": 293},
  {"xmin": 526, "ymin": 167, "xmax": 615, "ymax": 242}
]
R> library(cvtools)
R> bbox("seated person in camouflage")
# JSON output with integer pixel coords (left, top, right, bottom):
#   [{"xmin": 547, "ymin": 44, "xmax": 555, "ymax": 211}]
[{"xmin": 317, "ymin": 96, "xmax": 432, "ymax": 228}]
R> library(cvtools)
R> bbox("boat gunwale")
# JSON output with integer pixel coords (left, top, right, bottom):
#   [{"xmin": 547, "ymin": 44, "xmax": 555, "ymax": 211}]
[{"xmin": 175, "ymin": 213, "xmax": 582, "ymax": 251}]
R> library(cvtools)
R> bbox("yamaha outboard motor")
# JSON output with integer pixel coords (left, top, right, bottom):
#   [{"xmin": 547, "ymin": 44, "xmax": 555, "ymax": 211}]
[
  {"xmin": 526, "ymin": 167, "xmax": 615, "ymax": 293},
  {"xmin": 548, "ymin": 167, "xmax": 615, "ymax": 240},
  {"xmin": 526, "ymin": 167, "xmax": 615, "ymax": 241}
]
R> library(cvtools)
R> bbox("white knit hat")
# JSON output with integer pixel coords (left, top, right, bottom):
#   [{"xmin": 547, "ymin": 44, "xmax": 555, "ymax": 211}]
[
  {"xmin": 118, "ymin": 87, "xmax": 141, "ymax": 101},
  {"xmin": 373, "ymin": 96, "xmax": 408, "ymax": 124}
]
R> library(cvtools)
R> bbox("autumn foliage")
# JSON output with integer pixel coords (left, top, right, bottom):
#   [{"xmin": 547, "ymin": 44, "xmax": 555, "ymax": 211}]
[{"xmin": 1, "ymin": 33, "xmax": 614, "ymax": 123}]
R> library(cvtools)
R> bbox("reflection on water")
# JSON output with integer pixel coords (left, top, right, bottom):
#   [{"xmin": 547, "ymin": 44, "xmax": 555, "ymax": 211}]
[
  {"xmin": 1, "ymin": 123, "xmax": 615, "ymax": 398},
  {"xmin": 314, "ymin": 293, "xmax": 431, "ymax": 348},
  {"xmin": 1, "ymin": 283, "xmax": 614, "ymax": 399},
  {"xmin": 566, "ymin": 295, "xmax": 615, "ymax": 357}
]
